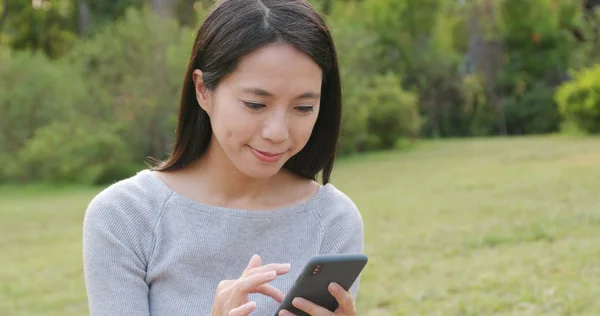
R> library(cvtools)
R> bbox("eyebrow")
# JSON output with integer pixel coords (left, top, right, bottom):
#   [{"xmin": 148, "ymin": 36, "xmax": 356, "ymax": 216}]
[{"xmin": 241, "ymin": 87, "xmax": 320, "ymax": 100}]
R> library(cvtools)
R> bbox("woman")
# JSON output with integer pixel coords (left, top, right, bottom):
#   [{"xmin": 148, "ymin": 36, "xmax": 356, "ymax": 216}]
[{"xmin": 82, "ymin": 0, "xmax": 365, "ymax": 315}]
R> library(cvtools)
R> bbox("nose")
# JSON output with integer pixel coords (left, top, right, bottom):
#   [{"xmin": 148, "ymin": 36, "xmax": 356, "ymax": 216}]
[{"xmin": 261, "ymin": 111, "xmax": 289, "ymax": 143}]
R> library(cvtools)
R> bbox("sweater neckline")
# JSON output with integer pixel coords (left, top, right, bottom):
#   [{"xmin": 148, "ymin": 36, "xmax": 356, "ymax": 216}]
[{"xmin": 139, "ymin": 169, "xmax": 331, "ymax": 218}]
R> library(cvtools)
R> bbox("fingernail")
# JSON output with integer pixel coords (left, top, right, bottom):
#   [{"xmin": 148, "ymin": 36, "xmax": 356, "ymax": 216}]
[
  {"xmin": 282, "ymin": 263, "xmax": 291, "ymax": 269},
  {"xmin": 329, "ymin": 282, "xmax": 340, "ymax": 292},
  {"xmin": 292, "ymin": 297, "xmax": 305, "ymax": 307}
]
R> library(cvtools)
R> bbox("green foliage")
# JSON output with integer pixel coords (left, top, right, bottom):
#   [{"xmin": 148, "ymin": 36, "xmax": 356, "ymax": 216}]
[
  {"xmin": 328, "ymin": 2, "xmax": 376, "ymax": 155},
  {"xmin": 1, "ymin": 0, "xmax": 78, "ymax": 59},
  {"xmin": 364, "ymin": 73, "xmax": 420, "ymax": 150},
  {"xmin": 503, "ymin": 82, "xmax": 560, "ymax": 134},
  {"xmin": 66, "ymin": 6, "xmax": 193, "ymax": 163},
  {"xmin": 493, "ymin": 0, "xmax": 579, "ymax": 135},
  {"xmin": 356, "ymin": 0, "xmax": 469, "ymax": 138},
  {"xmin": 85, "ymin": 0, "xmax": 146, "ymax": 25},
  {"xmin": 93, "ymin": 163, "xmax": 145, "ymax": 186},
  {"xmin": 499, "ymin": 0, "xmax": 575, "ymax": 76},
  {"xmin": 13, "ymin": 120, "xmax": 131, "ymax": 184},
  {"xmin": 568, "ymin": 7, "xmax": 600, "ymax": 70},
  {"xmin": 0, "ymin": 7, "xmax": 197, "ymax": 184},
  {"xmin": 338, "ymin": 82, "xmax": 370, "ymax": 156},
  {"xmin": 458, "ymin": 73, "xmax": 498, "ymax": 136},
  {"xmin": 555, "ymin": 64, "xmax": 600, "ymax": 134},
  {"xmin": 0, "ymin": 49, "xmax": 86, "ymax": 153},
  {"xmin": 1, "ymin": 0, "xmax": 598, "ymax": 184},
  {"xmin": 329, "ymin": 1, "xmax": 421, "ymax": 153},
  {"xmin": 359, "ymin": 0, "xmax": 442, "ymax": 75}
]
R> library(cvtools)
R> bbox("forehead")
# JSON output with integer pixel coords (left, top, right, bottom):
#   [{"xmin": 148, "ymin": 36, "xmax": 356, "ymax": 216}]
[{"xmin": 221, "ymin": 43, "xmax": 323, "ymax": 97}]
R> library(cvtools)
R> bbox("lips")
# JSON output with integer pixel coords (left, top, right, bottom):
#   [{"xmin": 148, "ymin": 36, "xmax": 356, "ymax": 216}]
[{"xmin": 249, "ymin": 146, "xmax": 285, "ymax": 163}]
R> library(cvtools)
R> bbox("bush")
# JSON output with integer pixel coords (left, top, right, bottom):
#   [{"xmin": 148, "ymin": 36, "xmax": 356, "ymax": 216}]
[
  {"xmin": 364, "ymin": 73, "xmax": 420, "ymax": 150},
  {"xmin": 0, "ymin": 49, "xmax": 88, "ymax": 183},
  {"xmin": 338, "ymin": 85, "xmax": 370, "ymax": 155},
  {"xmin": 328, "ymin": 3, "xmax": 377, "ymax": 155},
  {"xmin": 93, "ymin": 163, "xmax": 145, "ymax": 186},
  {"xmin": 555, "ymin": 65, "xmax": 600, "ymax": 134},
  {"xmin": 504, "ymin": 82, "xmax": 560, "ymax": 135},
  {"xmin": 458, "ymin": 73, "xmax": 498, "ymax": 137},
  {"xmin": 13, "ymin": 120, "xmax": 131, "ymax": 185},
  {"xmin": 0, "ymin": 50, "xmax": 87, "ymax": 153},
  {"xmin": 66, "ymin": 6, "xmax": 191, "ymax": 162}
]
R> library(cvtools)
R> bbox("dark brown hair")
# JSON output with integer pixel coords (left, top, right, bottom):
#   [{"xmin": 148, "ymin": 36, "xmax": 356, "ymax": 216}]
[{"xmin": 152, "ymin": 0, "xmax": 342, "ymax": 184}]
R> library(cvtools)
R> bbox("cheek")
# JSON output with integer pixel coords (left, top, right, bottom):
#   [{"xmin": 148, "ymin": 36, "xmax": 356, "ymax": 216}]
[
  {"xmin": 219, "ymin": 112, "xmax": 255, "ymax": 145},
  {"xmin": 293, "ymin": 117, "xmax": 318, "ymax": 145}
]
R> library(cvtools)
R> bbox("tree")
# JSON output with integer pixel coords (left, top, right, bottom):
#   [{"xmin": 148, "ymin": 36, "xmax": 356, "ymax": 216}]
[
  {"xmin": 466, "ymin": 0, "xmax": 506, "ymax": 135},
  {"xmin": 1, "ymin": 0, "xmax": 78, "ymax": 59}
]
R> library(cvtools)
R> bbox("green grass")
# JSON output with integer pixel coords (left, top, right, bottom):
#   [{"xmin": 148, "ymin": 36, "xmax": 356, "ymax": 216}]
[{"xmin": 2, "ymin": 135, "xmax": 600, "ymax": 315}]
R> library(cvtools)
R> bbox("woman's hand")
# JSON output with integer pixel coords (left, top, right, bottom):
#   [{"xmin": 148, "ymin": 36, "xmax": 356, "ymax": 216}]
[
  {"xmin": 278, "ymin": 282, "xmax": 356, "ymax": 316},
  {"xmin": 211, "ymin": 254, "xmax": 290, "ymax": 316}
]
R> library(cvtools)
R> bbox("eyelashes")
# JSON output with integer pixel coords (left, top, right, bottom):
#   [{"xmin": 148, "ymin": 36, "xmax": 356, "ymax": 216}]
[
  {"xmin": 243, "ymin": 102, "xmax": 314, "ymax": 113},
  {"xmin": 244, "ymin": 102, "xmax": 265, "ymax": 110},
  {"xmin": 296, "ymin": 106, "xmax": 314, "ymax": 113}
]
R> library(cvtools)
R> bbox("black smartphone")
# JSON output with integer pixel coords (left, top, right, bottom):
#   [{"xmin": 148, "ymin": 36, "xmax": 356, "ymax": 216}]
[{"xmin": 274, "ymin": 253, "xmax": 369, "ymax": 316}]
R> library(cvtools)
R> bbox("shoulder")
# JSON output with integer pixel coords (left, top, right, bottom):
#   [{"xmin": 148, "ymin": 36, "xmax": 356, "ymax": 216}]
[
  {"xmin": 313, "ymin": 183, "xmax": 363, "ymax": 228},
  {"xmin": 84, "ymin": 169, "xmax": 173, "ymax": 230},
  {"xmin": 83, "ymin": 170, "xmax": 174, "ymax": 281},
  {"xmin": 313, "ymin": 183, "xmax": 364, "ymax": 254}
]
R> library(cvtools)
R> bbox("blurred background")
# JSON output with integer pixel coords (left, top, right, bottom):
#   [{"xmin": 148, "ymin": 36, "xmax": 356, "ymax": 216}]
[{"xmin": 1, "ymin": 0, "xmax": 599, "ymax": 315}]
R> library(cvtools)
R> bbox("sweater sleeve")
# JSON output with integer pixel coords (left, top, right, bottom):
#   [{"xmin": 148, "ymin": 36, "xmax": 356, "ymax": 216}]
[
  {"xmin": 317, "ymin": 186, "xmax": 365, "ymax": 300},
  {"xmin": 82, "ymin": 181, "xmax": 161, "ymax": 316}
]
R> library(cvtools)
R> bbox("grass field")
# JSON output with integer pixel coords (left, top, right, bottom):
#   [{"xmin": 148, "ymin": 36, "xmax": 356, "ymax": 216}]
[{"xmin": 1, "ymin": 135, "xmax": 599, "ymax": 315}]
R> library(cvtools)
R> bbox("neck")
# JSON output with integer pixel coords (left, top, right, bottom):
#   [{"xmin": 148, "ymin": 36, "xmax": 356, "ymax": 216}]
[{"xmin": 187, "ymin": 140, "xmax": 280, "ymax": 207}]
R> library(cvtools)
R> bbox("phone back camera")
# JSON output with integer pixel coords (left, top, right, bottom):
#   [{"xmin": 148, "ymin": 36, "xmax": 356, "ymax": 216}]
[{"xmin": 311, "ymin": 264, "xmax": 324, "ymax": 276}]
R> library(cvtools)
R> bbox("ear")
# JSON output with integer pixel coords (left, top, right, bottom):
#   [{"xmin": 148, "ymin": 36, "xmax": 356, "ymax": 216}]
[{"xmin": 192, "ymin": 69, "xmax": 212, "ymax": 113}]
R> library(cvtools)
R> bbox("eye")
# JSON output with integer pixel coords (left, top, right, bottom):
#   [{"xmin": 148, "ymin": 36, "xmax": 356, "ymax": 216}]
[
  {"xmin": 243, "ymin": 102, "xmax": 265, "ymax": 110},
  {"xmin": 296, "ymin": 106, "xmax": 314, "ymax": 113}
]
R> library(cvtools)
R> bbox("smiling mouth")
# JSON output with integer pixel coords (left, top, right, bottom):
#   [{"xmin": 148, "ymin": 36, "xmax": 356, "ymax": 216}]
[
  {"xmin": 256, "ymin": 149, "xmax": 283, "ymax": 156},
  {"xmin": 249, "ymin": 146, "xmax": 286, "ymax": 163}
]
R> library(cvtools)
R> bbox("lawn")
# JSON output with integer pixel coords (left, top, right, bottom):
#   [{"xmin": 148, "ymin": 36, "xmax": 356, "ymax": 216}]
[{"xmin": 1, "ymin": 135, "xmax": 599, "ymax": 315}]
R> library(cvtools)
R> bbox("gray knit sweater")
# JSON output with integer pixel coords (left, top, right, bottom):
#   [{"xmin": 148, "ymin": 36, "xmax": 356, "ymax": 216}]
[{"xmin": 82, "ymin": 169, "xmax": 364, "ymax": 315}]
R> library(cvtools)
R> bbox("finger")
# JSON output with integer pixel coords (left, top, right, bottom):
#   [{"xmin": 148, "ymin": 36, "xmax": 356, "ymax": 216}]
[
  {"xmin": 243, "ymin": 254, "xmax": 262, "ymax": 274},
  {"xmin": 235, "ymin": 271, "xmax": 277, "ymax": 294},
  {"xmin": 292, "ymin": 297, "xmax": 334, "ymax": 316},
  {"xmin": 278, "ymin": 309, "xmax": 297, "ymax": 316},
  {"xmin": 244, "ymin": 263, "xmax": 291, "ymax": 277},
  {"xmin": 217, "ymin": 280, "xmax": 235, "ymax": 291},
  {"xmin": 328, "ymin": 282, "xmax": 355, "ymax": 313},
  {"xmin": 255, "ymin": 283, "xmax": 286, "ymax": 303},
  {"xmin": 228, "ymin": 301, "xmax": 256, "ymax": 316}
]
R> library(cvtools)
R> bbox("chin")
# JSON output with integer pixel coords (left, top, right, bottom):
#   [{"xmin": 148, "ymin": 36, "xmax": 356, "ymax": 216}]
[
  {"xmin": 240, "ymin": 165, "xmax": 283, "ymax": 180},
  {"xmin": 236, "ymin": 153, "xmax": 290, "ymax": 180},
  {"xmin": 231, "ymin": 146, "xmax": 293, "ymax": 180}
]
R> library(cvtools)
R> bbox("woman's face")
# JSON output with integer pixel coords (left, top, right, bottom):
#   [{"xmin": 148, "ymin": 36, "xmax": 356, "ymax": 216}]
[{"xmin": 193, "ymin": 42, "xmax": 323, "ymax": 179}]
